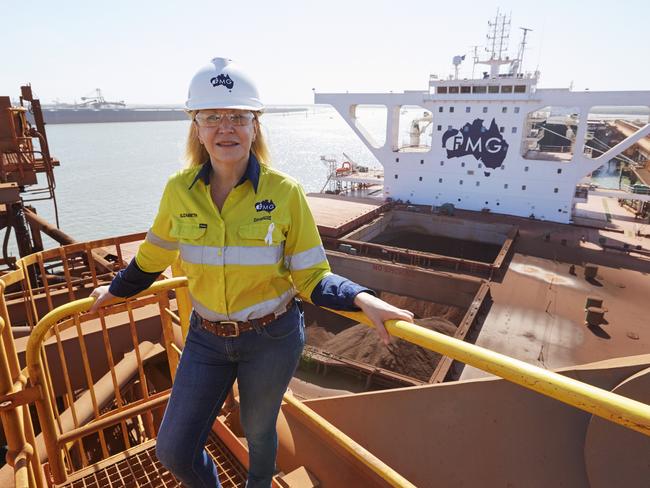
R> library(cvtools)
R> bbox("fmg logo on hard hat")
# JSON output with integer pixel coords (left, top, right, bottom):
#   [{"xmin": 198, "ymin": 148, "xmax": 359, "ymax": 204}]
[
  {"xmin": 210, "ymin": 74, "xmax": 234, "ymax": 90},
  {"xmin": 442, "ymin": 118, "xmax": 508, "ymax": 175}
]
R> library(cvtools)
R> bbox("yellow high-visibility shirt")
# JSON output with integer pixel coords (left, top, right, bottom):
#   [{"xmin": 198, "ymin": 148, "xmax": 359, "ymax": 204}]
[{"xmin": 134, "ymin": 158, "xmax": 331, "ymax": 322}]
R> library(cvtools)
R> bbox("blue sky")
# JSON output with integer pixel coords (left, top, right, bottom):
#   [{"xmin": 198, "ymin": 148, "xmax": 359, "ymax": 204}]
[{"xmin": 1, "ymin": 0, "xmax": 648, "ymax": 105}]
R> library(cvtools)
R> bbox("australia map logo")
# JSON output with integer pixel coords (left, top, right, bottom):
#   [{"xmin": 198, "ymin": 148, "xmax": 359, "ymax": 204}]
[
  {"xmin": 442, "ymin": 118, "xmax": 508, "ymax": 175},
  {"xmin": 210, "ymin": 74, "xmax": 234, "ymax": 90},
  {"xmin": 255, "ymin": 199, "xmax": 276, "ymax": 212}
]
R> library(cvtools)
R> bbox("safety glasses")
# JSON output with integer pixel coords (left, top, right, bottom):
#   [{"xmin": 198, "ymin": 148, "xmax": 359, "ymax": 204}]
[{"xmin": 194, "ymin": 111, "xmax": 255, "ymax": 127}]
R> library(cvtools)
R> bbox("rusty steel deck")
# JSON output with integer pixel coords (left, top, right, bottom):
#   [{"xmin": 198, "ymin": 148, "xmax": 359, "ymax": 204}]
[{"xmin": 306, "ymin": 193, "xmax": 390, "ymax": 238}]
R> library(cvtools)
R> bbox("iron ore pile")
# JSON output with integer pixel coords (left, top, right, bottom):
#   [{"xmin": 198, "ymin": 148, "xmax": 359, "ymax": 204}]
[{"xmin": 304, "ymin": 292, "xmax": 463, "ymax": 381}]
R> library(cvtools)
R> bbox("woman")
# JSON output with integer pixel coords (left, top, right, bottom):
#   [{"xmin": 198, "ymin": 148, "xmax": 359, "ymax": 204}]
[{"xmin": 90, "ymin": 57, "xmax": 413, "ymax": 488}]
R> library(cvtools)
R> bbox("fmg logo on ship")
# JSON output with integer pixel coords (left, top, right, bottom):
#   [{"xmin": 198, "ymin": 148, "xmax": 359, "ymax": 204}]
[{"xmin": 442, "ymin": 118, "xmax": 509, "ymax": 175}]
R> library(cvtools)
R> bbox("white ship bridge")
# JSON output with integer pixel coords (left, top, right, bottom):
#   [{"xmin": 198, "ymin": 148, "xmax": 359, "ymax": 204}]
[{"xmin": 315, "ymin": 16, "xmax": 650, "ymax": 223}]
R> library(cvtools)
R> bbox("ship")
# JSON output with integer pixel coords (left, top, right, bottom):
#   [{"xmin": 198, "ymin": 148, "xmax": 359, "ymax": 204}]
[
  {"xmin": 316, "ymin": 16, "xmax": 650, "ymax": 224},
  {"xmin": 25, "ymin": 88, "xmax": 306, "ymax": 125},
  {"xmin": 0, "ymin": 11, "xmax": 649, "ymax": 488},
  {"xmin": 21, "ymin": 88, "xmax": 184, "ymax": 125}
]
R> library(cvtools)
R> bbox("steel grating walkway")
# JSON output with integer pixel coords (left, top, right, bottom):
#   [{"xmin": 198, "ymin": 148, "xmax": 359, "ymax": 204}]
[{"xmin": 60, "ymin": 433, "xmax": 247, "ymax": 487}]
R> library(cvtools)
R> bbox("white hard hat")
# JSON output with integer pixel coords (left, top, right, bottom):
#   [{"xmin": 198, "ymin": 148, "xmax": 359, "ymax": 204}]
[{"xmin": 185, "ymin": 57, "xmax": 264, "ymax": 111}]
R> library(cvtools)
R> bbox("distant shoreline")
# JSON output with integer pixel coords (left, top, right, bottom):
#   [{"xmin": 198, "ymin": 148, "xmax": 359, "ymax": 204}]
[{"xmin": 28, "ymin": 105, "xmax": 309, "ymax": 125}]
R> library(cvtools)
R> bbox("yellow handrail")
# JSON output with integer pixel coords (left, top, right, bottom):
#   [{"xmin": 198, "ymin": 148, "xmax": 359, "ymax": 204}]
[
  {"xmin": 25, "ymin": 277, "xmax": 188, "ymax": 371},
  {"xmin": 331, "ymin": 309, "xmax": 650, "ymax": 437}
]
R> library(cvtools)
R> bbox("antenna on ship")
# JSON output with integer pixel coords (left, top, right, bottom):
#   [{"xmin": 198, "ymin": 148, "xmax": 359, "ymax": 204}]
[
  {"xmin": 516, "ymin": 27, "xmax": 533, "ymax": 75},
  {"xmin": 470, "ymin": 45, "xmax": 480, "ymax": 79},
  {"xmin": 477, "ymin": 9, "xmax": 515, "ymax": 78},
  {"xmin": 452, "ymin": 55, "xmax": 466, "ymax": 80},
  {"xmin": 486, "ymin": 9, "xmax": 511, "ymax": 60}
]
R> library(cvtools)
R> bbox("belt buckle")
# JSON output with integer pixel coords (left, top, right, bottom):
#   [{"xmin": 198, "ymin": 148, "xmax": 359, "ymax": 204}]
[{"xmin": 219, "ymin": 321, "xmax": 240, "ymax": 337}]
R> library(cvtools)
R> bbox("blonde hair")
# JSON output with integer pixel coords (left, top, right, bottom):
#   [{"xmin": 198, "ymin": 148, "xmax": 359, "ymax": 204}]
[{"xmin": 184, "ymin": 111, "xmax": 271, "ymax": 167}]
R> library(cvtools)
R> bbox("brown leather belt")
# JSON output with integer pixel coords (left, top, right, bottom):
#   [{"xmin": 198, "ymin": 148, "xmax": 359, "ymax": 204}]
[{"xmin": 195, "ymin": 301, "xmax": 294, "ymax": 338}]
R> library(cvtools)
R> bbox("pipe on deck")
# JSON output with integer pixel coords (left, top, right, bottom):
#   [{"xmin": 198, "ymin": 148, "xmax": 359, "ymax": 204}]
[
  {"xmin": 22, "ymin": 208, "xmax": 74, "ymax": 247},
  {"xmin": 23, "ymin": 208, "xmax": 115, "ymax": 274}
]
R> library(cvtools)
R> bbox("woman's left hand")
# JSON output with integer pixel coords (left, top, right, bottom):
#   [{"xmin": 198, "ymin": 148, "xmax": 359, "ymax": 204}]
[{"xmin": 353, "ymin": 292, "xmax": 414, "ymax": 346}]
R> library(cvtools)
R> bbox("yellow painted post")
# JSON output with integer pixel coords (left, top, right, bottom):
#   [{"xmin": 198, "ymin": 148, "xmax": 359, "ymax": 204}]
[
  {"xmin": 0, "ymin": 316, "xmax": 36, "ymax": 487},
  {"xmin": 13, "ymin": 446, "xmax": 32, "ymax": 488},
  {"xmin": 158, "ymin": 293, "xmax": 179, "ymax": 380},
  {"xmin": 171, "ymin": 260, "xmax": 192, "ymax": 340},
  {"xmin": 28, "ymin": 351, "xmax": 67, "ymax": 484},
  {"xmin": 0, "ymin": 275, "xmax": 45, "ymax": 488}
]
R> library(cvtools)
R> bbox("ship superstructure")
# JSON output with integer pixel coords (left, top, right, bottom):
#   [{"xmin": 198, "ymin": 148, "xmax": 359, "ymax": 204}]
[{"xmin": 316, "ymin": 12, "xmax": 650, "ymax": 223}]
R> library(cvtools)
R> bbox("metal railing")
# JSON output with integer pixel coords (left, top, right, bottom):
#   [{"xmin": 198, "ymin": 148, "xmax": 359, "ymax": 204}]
[
  {"xmin": 25, "ymin": 277, "xmax": 185, "ymax": 484},
  {"xmin": 0, "ymin": 232, "xmax": 172, "ymax": 487},
  {"xmin": 276, "ymin": 310, "xmax": 650, "ymax": 487},
  {"xmin": 621, "ymin": 183, "xmax": 650, "ymax": 195},
  {"xmin": 539, "ymin": 145, "xmax": 573, "ymax": 153},
  {"xmin": 0, "ymin": 267, "xmax": 45, "ymax": 488},
  {"xmin": 327, "ymin": 309, "xmax": 650, "ymax": 437}
]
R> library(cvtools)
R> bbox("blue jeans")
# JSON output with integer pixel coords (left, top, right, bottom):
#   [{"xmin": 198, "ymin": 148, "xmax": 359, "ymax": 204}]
[{"xmin": 155, "ymin": 301, "xmax": 305, "ymax": 488}]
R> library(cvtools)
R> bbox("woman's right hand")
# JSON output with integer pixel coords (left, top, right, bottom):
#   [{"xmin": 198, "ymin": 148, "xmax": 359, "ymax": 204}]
[{"xmin": 88, "ymin": 285, "xmax": 116, "ymax": 314}]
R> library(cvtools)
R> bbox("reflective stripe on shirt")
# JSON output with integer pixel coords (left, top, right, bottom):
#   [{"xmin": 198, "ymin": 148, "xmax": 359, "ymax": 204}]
[
  {"xmin": 146, "ymin": 229, "xmax": 179, "ymax": 250},
  {"xmin": 285, "ymin": 245, "xmax": 327, "ymax": 271},
  {"xmin": 180, "ymin": 243, "xmax": 284, "ymax": 266},
  {"xmin": 191, "ymin": 288, "xmax": 296, "ymax": 322}
]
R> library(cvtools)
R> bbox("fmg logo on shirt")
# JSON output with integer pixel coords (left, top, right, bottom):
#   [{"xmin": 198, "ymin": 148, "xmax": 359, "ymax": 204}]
[
  {"xmin": 442, "ymin": 118, "xmax": 508, "ymax": 175},
  {"xmin": 255, "ymin": 199, "xmax": 276, "ymax": 212}
]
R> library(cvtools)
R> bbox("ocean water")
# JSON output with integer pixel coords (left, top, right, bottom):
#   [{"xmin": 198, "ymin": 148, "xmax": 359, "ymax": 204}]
[
  {"xmin": 32, "ymin": 107, "xmax": 382, "ymax": 248},
  {"xmin": 590, "ymin": 159, "xmax": 632, "ymax": 189}
]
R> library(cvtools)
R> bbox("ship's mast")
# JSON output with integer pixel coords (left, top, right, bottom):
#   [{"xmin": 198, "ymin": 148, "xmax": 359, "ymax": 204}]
[
  {"xmin": 470, "ymin": 45, "xmax": 480, "ymax": 79},
  {"xmin": 492, "ymin": 10, "xmax": 510, "ymax": 59},
  {"xmin": 516, "ymin": 27, "xmax": 533, "ymax": 75},
  {"xmin": 476, "ymin": 9, "xmax": 513, "ymax": 78}
]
